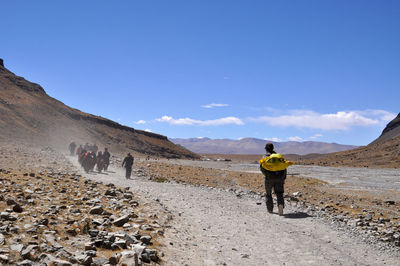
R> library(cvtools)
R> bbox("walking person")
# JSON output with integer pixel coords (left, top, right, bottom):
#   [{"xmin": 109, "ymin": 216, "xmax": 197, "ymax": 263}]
[
  {"xmin": 122, "ymin": 153, "xmax": 134, "ymax": 179},
  {"xmin": 103, "ymin": 148, "xmax": 111, "ymax": 171},
  {"xmin": 76, "ymin": 145, "xmax": 83, "ymax": 156},
  {"xmin": 96, "ymin": 151, "xmax": 104, "ymax": 173},
  {"xmin": 69, "ymin": 142, "xmax": 76, "ymax": 156},
  {"xmin": 259, "ymin": 143, "xmax": 293, "ymax": 216}
]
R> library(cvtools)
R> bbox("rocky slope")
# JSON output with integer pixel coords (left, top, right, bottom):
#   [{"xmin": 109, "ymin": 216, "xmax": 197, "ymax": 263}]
[
  {"xmin": 0, "ymin": 59, "xmax": 197, "ymax": 159},
  {"xmin": 372, "ymin": 113, "xmax": 400, "ymax": 144},
  {"xmin": 171, "ymin": 137, "xmax": 357, "ymax": 155},
  {"xmin": 0, "ymin": 142, "xmax": 167, "ymax": 265}
]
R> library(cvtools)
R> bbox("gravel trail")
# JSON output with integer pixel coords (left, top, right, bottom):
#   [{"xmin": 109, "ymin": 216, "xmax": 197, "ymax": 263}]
[{"xmin": 70, "ymin": 159, "xmax": 399, "ymax": 265}]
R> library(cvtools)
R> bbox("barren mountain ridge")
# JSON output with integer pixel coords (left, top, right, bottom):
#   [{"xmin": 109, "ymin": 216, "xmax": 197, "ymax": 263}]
[{"xmin": 0, "ymin": 59, "xmax": 197, "ymax": 159}]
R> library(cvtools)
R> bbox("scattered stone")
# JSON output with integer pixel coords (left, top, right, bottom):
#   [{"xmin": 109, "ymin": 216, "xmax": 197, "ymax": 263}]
[
  {"xmin": 92, "ymin": 256, "xmax": 109, "ymax": 265},
  {"xmin": 0, "ymin": 254, "xmax": 9, "ymax": 262},
  {"xmin": 66, "ymin": 228, "xmax": 77, "ymax": 236},
  {"xmin": 51, "ymin": 259, "xmax": 72, "ymax": 266},
  {"xmin": 124, "ymin": 234, "xmax": 138, "ymax": 245},
  {"xmin": 113, "ymin": 215, "xmax": 130, "ymax": 227},
  {"xmin": 146, "ymin": 248, "xmax": 159, "ymax": 262},
  {"xmin": 75, "ymin": 254, "xmax": 93, "ymax": 266},
  {"xmin": 0, "ymin": 233, "xmax": 5, "ymax": 245},
  {"xmin": 6, "ymin": 198, "xmax": 17, "ymax": 206},
  {"xmin": 385, "ymin": 200, "xmax": 395, "ymax": 205},
  {"xmin": 84, "ymin": 242, "xmax": 97, "ymax": 251},
  {"xmin": 293, "ymin": 191, "xmax": 302, "ymax": 197},
  {"xmin": 21, "ymin": 245, "xmax": 37, "ymax": 260},
  {"xmin": 108, "ymin": 253, "xmax": 119, "ymax": 265},
  {"xmin": 119, "ymin": 250, "xmax": 140, "ymax": 266},
  {"xmin": 140, "ymin": 235, "xmax": 152, "ymax": 245},
  {"xmin": 17, "ymin": 259, "xmax": 35, "ymax": 266},
  {"xmin": 89, "ymin": 206, "xmax": 103, "ymax": 215},
  {"xmin": 38, "ymin": 218, "xmax": 49, "ymax": 226},
  {"xmin": 11, "ymin": 243, "xmax": 24, "ymax": 252},
  {"xmin": 88, "ymin": 229, "xmax": 99, "ymax": 237}
]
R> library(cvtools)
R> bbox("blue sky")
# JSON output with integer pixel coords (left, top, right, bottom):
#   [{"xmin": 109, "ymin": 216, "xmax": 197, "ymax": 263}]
[{"xmin": 2, "ymin": 1, "xmax": 399, "ymax": 145}]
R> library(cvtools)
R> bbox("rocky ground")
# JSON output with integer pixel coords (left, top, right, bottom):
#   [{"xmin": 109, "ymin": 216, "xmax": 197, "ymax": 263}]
[
  {"xmin": 1, "ymin": 142, "xmax": 399, "ymax": 265},
  {"xmin": 0, "ymin": 143, "xmax": 166, "ymax": 265}
]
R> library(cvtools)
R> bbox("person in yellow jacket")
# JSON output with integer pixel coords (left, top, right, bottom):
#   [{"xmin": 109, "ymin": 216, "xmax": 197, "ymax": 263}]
[{"xmin": 259, "ymin": 143, "xmax": 294, "ymax": 215}]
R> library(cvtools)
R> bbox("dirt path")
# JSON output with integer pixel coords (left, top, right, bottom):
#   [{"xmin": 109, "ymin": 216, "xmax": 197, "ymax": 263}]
[{"xmin": 69, "ymin": 158, "xmax": 399, "ymax": 265}]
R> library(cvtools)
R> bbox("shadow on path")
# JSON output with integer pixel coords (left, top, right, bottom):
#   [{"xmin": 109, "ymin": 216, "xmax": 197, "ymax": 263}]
[{"xmin": 283, "ymin": 212, "xmax": 311, "ymax": 219}]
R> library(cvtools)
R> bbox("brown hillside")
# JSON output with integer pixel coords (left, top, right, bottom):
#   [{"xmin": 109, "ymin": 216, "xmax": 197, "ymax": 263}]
[
  {"xmin": 0, "ymin": 60, "xmax": 198, "ymax": 159},
  {"xmin": 297, "ymin": 114, "xmax": 400, "ymax": 168},
  {"xmin": 372, "ymin": 113, "xmax": 400, "ymax": 144}
]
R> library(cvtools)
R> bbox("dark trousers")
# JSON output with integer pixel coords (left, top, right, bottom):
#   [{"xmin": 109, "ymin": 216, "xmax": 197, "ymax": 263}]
[
  {"xmin": 125, "ymin": 166, "xmax": 132, "ymax": 179},
  {"xmin": 264, "ymin": 178, "xmax": 285, "ymax": 211}
]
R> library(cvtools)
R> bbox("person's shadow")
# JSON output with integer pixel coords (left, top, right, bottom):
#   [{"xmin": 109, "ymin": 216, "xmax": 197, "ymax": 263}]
[{"xmin": 283, "ymin": 212, "xmax": 311, "ymax": 219}]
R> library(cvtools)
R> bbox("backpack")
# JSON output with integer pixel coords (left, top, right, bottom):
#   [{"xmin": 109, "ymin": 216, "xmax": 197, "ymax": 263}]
[{"xmin": 259, "ymin": 153, "xmax": 294, "ymax": 172}]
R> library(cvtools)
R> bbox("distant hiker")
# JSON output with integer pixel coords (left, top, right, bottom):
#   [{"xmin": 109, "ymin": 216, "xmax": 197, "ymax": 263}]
[
  {"xmin": 69, "ymin": 142, "xmax": 76, "ymax": 156},
  {"xmin": 84, "ymin": 143, "xmax": 90, "ymax": 151},
  {"xmin": 93, "ymin": 143, "xmax": 98, "ymax": 154},
  {"xmin": 96, "ymin": 151, "xmax": 104, "ymax": 173},
  {"xmin": 259, "ymin": 143, "xmax": 294, "ymax": 216},
  {"xmin": 122, "ymin": 153, "xmax": 134, "ymax": 179},
  {"xmin": 89, "ymin": 151, "xmax": 97, "ymax": 172},
  {"xmin": 76, "ymin": 145, "xmax": 83, "ymax": 156},
  {"xmin": 103, "ymin": 148, "xmax": 111, "ymax": 171},
  {"xmin": 78, "ymin": 148, "xmax": 87, "ymax": 166},
  {"xmin": 83, "ymin": 151, "xmax": 97, "ymax": 173}
]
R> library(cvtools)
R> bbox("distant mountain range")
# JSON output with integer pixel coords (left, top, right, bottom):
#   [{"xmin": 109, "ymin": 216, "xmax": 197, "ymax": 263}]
[{"xmin": 170, "ymin": 137, "xmax": 358, "ymax": 155}]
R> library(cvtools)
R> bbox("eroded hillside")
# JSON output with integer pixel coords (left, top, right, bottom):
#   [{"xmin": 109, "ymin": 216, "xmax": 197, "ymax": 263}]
[{"xmin": 0, "ymin": 60, "xmax": 198, "ymax": 159}]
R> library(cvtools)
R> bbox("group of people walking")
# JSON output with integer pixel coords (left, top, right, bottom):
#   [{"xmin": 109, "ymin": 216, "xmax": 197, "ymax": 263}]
[
  {"xmin": 69, "ymin": 141, "xmax": 290, "ymax": 215},
  {"xmin": 69, "ymin": 142, "xmax": 111, "ymax": 174},
  {"xmin": 69, "ymin": 141, "xmax": 134, "ymax": 179}
]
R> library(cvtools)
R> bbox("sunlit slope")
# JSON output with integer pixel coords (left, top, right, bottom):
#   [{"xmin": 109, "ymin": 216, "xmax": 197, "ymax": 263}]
[{"xmin": 0, "ymin": 60, "xmax": 198, "ymax": 159}]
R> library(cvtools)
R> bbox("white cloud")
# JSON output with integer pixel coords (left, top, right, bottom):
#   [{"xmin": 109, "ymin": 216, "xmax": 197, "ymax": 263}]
[
  {"xmin": 156, "ymin": 115, "xmax": 244, "ymax": 126},
  {"xmin": 249, "ymin": 110, "xmax": 396, "ymax": 131},
  {"xmin": 144, "ymin": 129, "xmax": 152, "ymax": 132},
  {"xmin": 264, "ymin": 137, "xmax": 282, "ymax": 142},
  {"xmin": 288, "ymin": 136, "xmax": 303, "ymax": 141},
  {"xmin": 134, "ymin": 120, "xmax": 146, "ymax": 125},
  {"xmin": 356, "ymin": 109, "xmax": 396, "ymax": 122},
  {"xmin": 201, "ymin": 103, "xmax": 229, "ymax": 109},
  {"xmin": 310, "ymin": 133, "xmax": 323, "ymax": 140}
]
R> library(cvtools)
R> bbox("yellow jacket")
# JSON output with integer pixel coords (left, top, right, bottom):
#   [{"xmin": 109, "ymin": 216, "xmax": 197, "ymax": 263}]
[{"xmin": 259, "ymin": 153, "xmax": 295, "ymax": 172}]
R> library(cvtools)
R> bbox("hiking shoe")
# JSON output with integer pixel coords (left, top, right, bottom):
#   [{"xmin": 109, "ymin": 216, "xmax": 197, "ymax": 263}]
[
  {"xmin": 267, "ymin": 208, "xmax": 273, "ymax": 214},
  {"xmin": 278, "ymin": 205, "xmax": 284, "ymax": 216}
]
